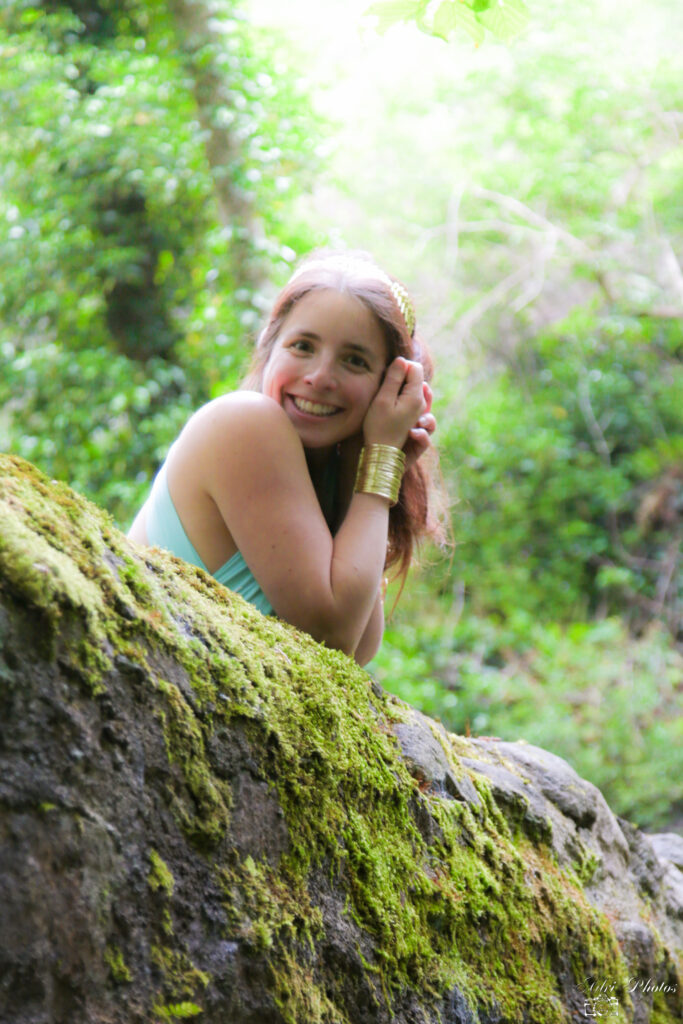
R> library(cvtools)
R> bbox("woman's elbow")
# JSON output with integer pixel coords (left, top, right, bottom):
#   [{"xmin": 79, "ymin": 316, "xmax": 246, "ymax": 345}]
[
  {"xmin": 320, "ymin": 621, "xmax": 383, "ymax": 665},
  {"xmin": 274, "ymin": 596, "xmax": 368, "ymax": 659},
  {"xmin": 317, "ymin": 628, "xmax": 360, "ymax": 659},
  {"xmin": 303, "ymin": 615, "xmax": 363, "ymax": 660},
  {"xmin": 352, "ymin": 627, "xmax": 383, "ymax": 667}
]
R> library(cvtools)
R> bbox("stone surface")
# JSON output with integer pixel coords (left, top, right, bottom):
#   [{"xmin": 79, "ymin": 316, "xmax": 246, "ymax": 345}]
[
  {"xmin": 650, "ymin": 833, "xmax": 683, "ymax": 872},
  {"xmin": 0, "ymin": 455, "xmax": 682, "ymax": 1024},
  {"xmin": 392, "ymin": 712, "xmax": 480, "ymax": 805}
]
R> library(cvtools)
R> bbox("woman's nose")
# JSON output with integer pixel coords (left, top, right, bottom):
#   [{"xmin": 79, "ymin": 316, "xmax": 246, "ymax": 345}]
[{"xmin": 303, "ymin": 357, "xmax": 337, "ymax": 390}]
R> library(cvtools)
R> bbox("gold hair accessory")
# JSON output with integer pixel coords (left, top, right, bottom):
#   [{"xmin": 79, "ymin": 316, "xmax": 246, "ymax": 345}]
[
  {"xmin": 389, "ymin": 281, "xmax": 416, "ymax": 337},
  {"xmin": 354, "ymin": 444, "xmax": 406, "ymax": 506}
]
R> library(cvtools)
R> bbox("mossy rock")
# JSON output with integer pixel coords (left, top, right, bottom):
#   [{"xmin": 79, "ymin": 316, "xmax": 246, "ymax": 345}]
[{"xmin": 0, "ymin": 454, "xmax": 681, "ymax": 1023}]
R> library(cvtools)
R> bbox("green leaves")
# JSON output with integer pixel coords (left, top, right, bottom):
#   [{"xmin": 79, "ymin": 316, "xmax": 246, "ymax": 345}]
[
  {"xmin": 366, "ymin": 0, "xmax": 528, "ymax": 43},
  {"xmin": 479, "ymin": 0, "xmax": 528, "ymax": 40},
  {"xmin": 433, "ymin": 3, "xmax": 484, "ymax": 45},
  {"xmin": 439, "ymin": 311, "xmax": 683, "ymax": 625},
  {"xmin": 366, "ymin": 1, "xmax": 429, "ymax": 34}
]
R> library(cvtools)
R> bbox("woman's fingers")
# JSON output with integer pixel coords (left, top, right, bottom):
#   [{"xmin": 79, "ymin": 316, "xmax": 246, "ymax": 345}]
[
  {"xmin": 381, "ymin": 357, "xmax": 410, "ymax": 395},
  {"xmin": 403, "ymin": 358, "xmax": 425, "ymax": 396},
  {"xmin": 408, "ymin": 427, "xmax": 430, "ymax": 446},
  {"xmin": 363, "ymin": 358, "xmax": 427, "ymax": 448},
  {"xmin": 403, "ymin": 409, "xmax": 437, "ymax": 470},
  {"xmin": 381, "ymin": 357, "xmax": 424, "ymax": 400},
  {"xmin": 416, "ymin": 412, "xmax": 436, "ymax": 435},
  {"xmin": 403, "ymin": 427, "xmax": 431, "ymax": 470}
]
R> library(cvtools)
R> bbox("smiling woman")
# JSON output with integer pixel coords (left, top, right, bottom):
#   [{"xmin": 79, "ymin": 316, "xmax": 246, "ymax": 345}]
[{"xmin": 128, "ymin": 251, "xmax": 445, "ymax": 663}]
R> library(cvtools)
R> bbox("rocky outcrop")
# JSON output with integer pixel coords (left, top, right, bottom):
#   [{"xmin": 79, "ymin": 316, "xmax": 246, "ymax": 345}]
[{"xmin": 0, "ymin": 453, "xmax": 681, "ymax": 1024}]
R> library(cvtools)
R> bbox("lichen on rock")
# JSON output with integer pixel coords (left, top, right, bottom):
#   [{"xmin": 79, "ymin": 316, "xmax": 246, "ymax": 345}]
[{"xmin": 0, "ymin": 454, "xmax": 681, "ymax": 1023}]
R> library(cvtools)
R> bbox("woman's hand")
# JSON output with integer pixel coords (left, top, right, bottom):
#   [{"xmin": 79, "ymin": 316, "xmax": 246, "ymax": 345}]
[
  {"xmin": 362, "ymin": 358, "xmax": 427, "ymax": 449},
  {"xmin": 404, "ymin": 382, "xmax": 436, "ymax": 471}
]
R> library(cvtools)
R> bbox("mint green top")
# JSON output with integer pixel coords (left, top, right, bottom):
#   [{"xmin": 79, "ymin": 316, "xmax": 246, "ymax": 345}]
[{"xmin": 145, "ymin": 458, "xmax": 274, "ymax": 615}]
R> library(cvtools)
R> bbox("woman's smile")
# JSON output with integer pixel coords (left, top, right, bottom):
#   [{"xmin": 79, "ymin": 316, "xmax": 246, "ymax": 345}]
[{"xmin": 289, "ymin": 396, "xmax": 342, "ymax": 417}]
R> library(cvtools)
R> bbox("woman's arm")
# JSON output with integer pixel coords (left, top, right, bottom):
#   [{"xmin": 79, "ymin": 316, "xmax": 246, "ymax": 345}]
[
  {"xmin": 179, "ymin": 360, "xmax": 425, "ymax": 656},
  {"xmin": 353, "ymin": 587, "xmax": 385, "ymax": 666},
  {"xmin": 326, "ymin": 384, "xmax": 437, "ymax": 660},
  {"xmin": 339, "ymin": 384, "xmax": 437, "ymax": 659}
]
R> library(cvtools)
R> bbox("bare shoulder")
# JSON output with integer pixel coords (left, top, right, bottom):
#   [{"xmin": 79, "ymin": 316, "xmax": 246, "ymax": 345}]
[
  {"xmin": 169, "ymin": 391, "xmax": 305, "ymax": 494},
  {"xmin": 180, "ymin": 391, "xmax": 294, "ymax": 447}
]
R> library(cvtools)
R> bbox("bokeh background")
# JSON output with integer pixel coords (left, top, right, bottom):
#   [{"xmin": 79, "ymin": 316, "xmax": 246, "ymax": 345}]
[{"xmin": 2, "ymin": 0, "xmax": 681, "ymax": 830}]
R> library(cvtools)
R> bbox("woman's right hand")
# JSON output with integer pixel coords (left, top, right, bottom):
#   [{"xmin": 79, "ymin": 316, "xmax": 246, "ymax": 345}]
[{"xmin": 362, "ymin": 358, "xmax": 427, "ymax": 449}]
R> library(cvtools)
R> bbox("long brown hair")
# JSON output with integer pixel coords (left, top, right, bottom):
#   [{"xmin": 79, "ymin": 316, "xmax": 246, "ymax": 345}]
[{"xmin": 242, "ymin": 250, "xmax": 447, "ymax": 586}]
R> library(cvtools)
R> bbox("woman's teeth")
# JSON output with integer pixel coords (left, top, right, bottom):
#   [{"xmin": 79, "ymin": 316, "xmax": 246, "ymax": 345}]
[{"xmin": 292, "ymin": 397, "xmax": 338, "ymax": 416}]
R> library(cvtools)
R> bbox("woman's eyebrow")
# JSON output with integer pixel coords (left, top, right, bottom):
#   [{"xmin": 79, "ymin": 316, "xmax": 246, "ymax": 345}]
[
  {"xmin": 284, "ymin": 328, "xmax": 321, "ymax": 340},
  {"xmin": 343, "ymin": 341, "xmax": 377, "ymax": 359}
]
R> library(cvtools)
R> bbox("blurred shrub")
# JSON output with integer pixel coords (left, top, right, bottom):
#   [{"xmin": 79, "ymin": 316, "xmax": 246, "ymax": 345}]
[
  {"xmin": 0, "ymin": 339, "xmax": 193, "ymax": 524},
  {"xmin": 438, "ymin": 310, "xmax": 683, "ymax": 635}
]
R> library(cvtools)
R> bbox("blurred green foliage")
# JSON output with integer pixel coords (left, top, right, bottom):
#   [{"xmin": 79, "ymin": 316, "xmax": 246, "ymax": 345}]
[
  {"xmin": 440, "ymin": 311, "xmax": 683, "ymax": 628},
  {"xmin": 0, "ymin": 0, "xmax": 319, "ymax": 521}
]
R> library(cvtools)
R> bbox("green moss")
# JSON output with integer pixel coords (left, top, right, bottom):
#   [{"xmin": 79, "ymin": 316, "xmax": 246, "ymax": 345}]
[
  {"xmin": 104, "ymin": 944, "xmax": 132, "ymax": 984},
  {"xmin": 642, "ymin": 945, "xmax": 683, "ymax": 1024},
  {"xmin": 221, "ymin": 853, "xmax": 324, "ymax": 951},
  {"xmin": 152, "ymin": 677, "xmax": 231, "ymax": 849},
  {"xmin": 272, "ymin": 948, "xmax": 345, "ymax": 1024},
  {"xmin": 2, "ymin": 454, "xmax": 678, "ymax": 1024},
  {"xmin": 151, "ymin": 1001, "xmax": 203, "ymax": 1020},
  {"xmin": 148, "ymin": 849, "xmax": 175, "ymax": 898},
  {"xmin": 151, "ymin": 944, "xmax": 209, "ymax": 1015},
  {"xmin": 220, "ymin": 850, "xmax": 343, "ymax": 1021},
  {"xmin": 571, "ymin": 847, "xmax": 602, "ymax": 887}
]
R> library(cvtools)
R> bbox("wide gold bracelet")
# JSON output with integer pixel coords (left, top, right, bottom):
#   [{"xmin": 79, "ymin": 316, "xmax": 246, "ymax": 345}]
[{"xmin": 354, "ymin": 444, "xmax": 406, "ymax": 506}]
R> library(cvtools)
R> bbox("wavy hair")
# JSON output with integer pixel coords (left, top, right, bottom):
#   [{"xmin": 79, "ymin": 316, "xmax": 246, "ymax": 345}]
[{"xmin": 242, "ymin": 250, "xmax": 447, "ymax": 585}]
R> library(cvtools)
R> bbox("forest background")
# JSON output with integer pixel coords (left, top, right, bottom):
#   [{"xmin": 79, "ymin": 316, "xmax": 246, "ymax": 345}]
[{"xmin": 1, "ymin": 0, "xmax": 681, "ymax": 831}]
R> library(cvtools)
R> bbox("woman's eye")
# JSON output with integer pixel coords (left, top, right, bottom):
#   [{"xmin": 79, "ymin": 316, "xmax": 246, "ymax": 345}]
[
  {"xmin": 290, "ymin": 339, "xmax": 313, "ymax": 352},
  {"xmin": 345, "ymin": 353, "xmax": 370, "ymax": 370}
]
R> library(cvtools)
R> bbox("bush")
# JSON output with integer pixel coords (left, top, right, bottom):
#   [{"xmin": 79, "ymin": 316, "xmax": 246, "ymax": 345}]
[{"xmin": 438, "ymin": 310, "xmax": 683, "ymax": 634}]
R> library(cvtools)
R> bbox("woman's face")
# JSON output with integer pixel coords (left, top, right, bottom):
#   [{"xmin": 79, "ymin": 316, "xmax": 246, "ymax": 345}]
[{"xmin": 261, "ymin": 288, "xmax": 388, "ymax": 451}]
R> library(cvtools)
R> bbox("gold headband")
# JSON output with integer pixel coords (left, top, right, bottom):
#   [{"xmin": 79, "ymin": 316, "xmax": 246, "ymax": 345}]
[
  {"xmin": 291, "ymin": 255, "xmax": 417, "ymax": 337},
  {"xmin": 389, "ymin": 281, "xmax": 416, "ymax": 337}
]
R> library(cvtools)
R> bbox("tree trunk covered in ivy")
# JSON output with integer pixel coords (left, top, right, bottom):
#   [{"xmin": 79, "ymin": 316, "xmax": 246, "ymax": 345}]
[
  {"xmin": 166, "ymin": 0, "xmax": 260, "ymax": 282},
  {"xmin": 31, "ymin": 0, "xmax": 262, "ymax": 356}
]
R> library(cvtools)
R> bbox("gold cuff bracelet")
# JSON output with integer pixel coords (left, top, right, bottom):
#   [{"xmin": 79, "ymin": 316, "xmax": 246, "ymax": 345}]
[{"xmin": 354, "ymin": 444, "xmax": 406, "ymax": 506}]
